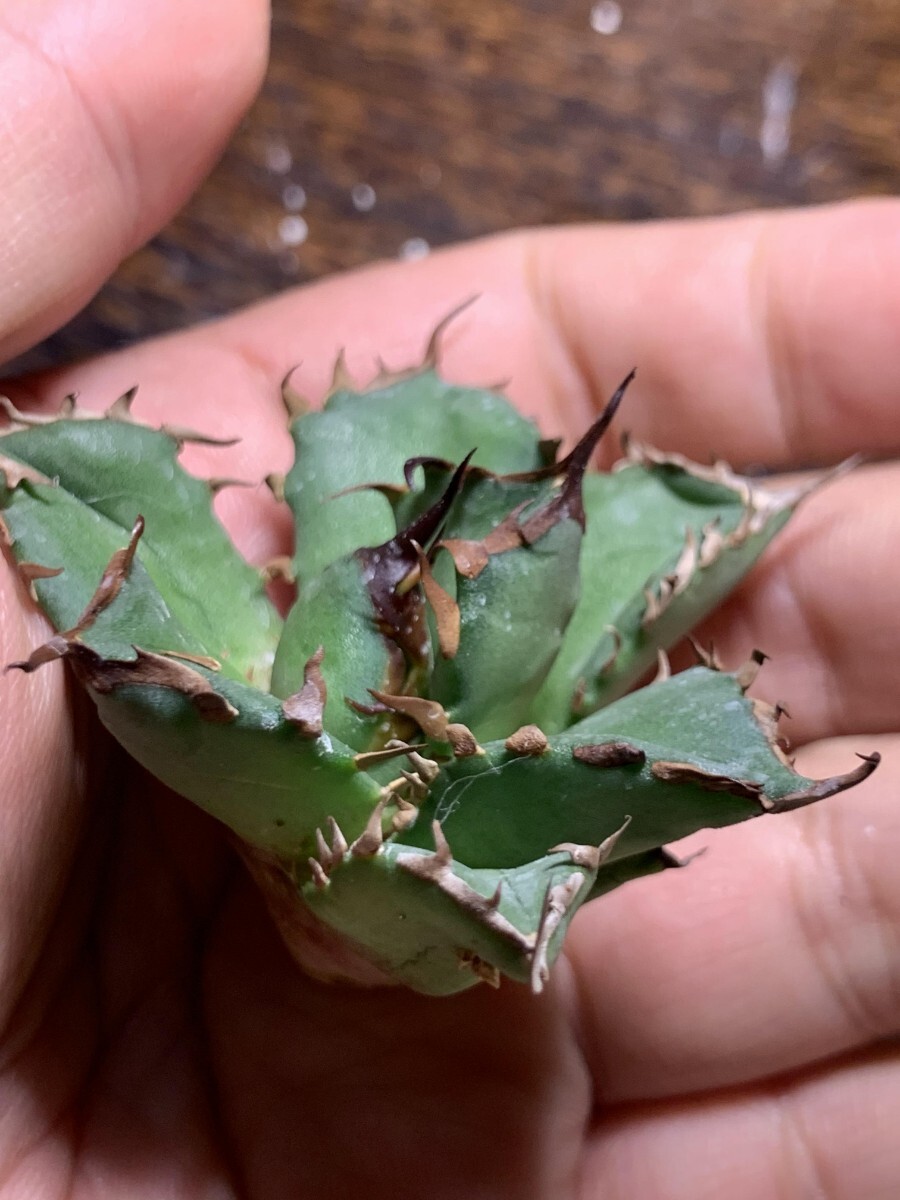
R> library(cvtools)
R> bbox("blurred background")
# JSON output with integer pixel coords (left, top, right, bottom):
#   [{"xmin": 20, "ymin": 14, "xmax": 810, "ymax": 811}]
[{"xmin": 18, "ymin": 0, "xmax": 898, "ymax": 372}]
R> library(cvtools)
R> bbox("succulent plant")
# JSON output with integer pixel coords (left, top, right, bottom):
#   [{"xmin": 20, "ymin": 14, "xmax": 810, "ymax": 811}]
[{"xmin": 0, "ymin": 323, "xmax": 878, "ymax": 996}]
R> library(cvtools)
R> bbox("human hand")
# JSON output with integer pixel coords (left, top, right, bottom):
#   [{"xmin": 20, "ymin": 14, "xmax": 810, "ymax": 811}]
[{"xmin": 1, "ymin": 5, "xmax": 899, "ymax": 1197}]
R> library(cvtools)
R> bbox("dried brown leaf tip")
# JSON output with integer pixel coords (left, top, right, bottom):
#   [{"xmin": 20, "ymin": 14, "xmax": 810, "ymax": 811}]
[
  {"xmin": 283, "ymin": 646, "xmax": 327, "ymax": 737},
  {"xmin": 519, "ymin": 370, "xmax": 634, "ymax": 543},
  {"xmin": 436, "ymin": 374, "xmax": 633, "ymax": 580},
  {"xmin": 761, "ymin": 751, "xmax": 881, "ymax": 813},
  {"xmin": 357, "ymin": 452, "xmax": 472, "ymax": 666}
]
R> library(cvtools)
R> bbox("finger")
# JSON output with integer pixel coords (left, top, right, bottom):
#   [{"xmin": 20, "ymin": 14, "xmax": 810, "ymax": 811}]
[
  {"xmin": 0, "ymin": 566, "xmax": 86, "ymax": 1032},
  {"xmin": 536, "ymin": 198, "xmax": 900, "ymax": 467},
  {"xmin": 14, "ymin": 204, "xmax": 897, "ymax": 726},
  {"xmin": 581, "ymin": 1043, "xmax": 900, "ymax": 1200},
  {"xmin": 673, "ymin": 461, "xmax": 900, "ymax": 745},
  {"xmin": 22, "ymin": 197, "xmax": 900, "ymax": 471},
  {"xmin": 565, "ymin": 735, "xmax": 900, "ymax": 1103},
  {"xmin": 0, "ymin": 0, "xmax": 269, "ymax": 362}
]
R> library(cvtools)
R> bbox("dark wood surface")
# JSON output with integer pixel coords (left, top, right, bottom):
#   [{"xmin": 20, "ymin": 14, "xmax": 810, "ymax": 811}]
[{"xmin": 17, "ymin": 0, "xmax": 900, "ymax": 372}]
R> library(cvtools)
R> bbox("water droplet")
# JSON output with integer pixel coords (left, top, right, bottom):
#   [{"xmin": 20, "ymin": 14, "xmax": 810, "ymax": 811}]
[
  {"xmin": 589, "ymin": 1, "xmax": 622, "ymax": 35},
  {"xmin": 278, "ymin": 215, "xmax": 309, "ymax": 247},
  {"xmin": 760, "ymin": 59, "xmax": 798, "ymax": 167},
  {"xmin": 282, "ymin": 183, "xmax": 307, "ymax": 212},
  {"xmin": 265, "ymin": 141, "xmax": 293, "ymax": 175},
  {"xmin": 399, "ymin": 237, "xmax": 430, "ymax": 262},
  {"xmin": 351, "ymin": 183, "xmax": 377, "ymax": 212}
]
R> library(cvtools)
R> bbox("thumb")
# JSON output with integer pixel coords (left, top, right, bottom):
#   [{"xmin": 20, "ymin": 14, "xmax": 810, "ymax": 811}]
[{"xmin": 0, "ymin": 0, "xmax": 270, "ymax": 364}]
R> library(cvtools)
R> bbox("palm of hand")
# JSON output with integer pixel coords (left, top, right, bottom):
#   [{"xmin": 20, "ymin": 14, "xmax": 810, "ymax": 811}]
[
  {"xmin": 2, "ymin": 223, "xmax": 899, "ymax": 1193},
  {"xmin": 2, "ymin": 675, "xmax": 897, "ymax": 1200},
  {"xmin": 1, "ymin": 5, "xmax": 899, "ymax": 1194},
  {"xmin": 2, "ymin": 725, "xmax": 587, "ymax": 1198}
]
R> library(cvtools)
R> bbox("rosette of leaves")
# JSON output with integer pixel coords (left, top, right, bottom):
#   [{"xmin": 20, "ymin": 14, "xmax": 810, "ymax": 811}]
[{"xmin": 0, "ymin": 325, "xmax": 877, "ymax": 995}]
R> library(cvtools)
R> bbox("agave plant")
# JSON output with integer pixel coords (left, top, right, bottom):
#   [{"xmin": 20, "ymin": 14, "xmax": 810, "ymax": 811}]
[{"xmin": 0, "ymin": 322, "xmax": 877, "ymax": 995}]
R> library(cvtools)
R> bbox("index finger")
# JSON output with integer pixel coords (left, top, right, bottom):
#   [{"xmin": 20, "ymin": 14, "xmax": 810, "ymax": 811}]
[
  {"xmin": 0, "ymin": 0, "xmax": 269, "ymax": 364},
  {"xmin": 94, "ymin": 195, "xmax": 900, "ymax": 472}
]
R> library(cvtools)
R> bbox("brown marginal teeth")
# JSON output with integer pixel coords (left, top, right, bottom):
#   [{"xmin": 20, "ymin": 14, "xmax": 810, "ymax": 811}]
[{"xmin": 573, "ymin": 742, "xmax": 646, "ymax": 768}]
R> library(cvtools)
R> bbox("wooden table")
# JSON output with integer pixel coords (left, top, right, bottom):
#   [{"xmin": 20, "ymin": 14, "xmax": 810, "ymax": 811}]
[{"xmin": 18, "ymin": 0, "xmax": 899, "ymax": 372}]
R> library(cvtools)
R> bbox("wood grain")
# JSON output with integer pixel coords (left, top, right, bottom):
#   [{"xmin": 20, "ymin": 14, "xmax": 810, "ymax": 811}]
[{"xmin": 14, "ymin": 0, "xmax": 899, "ymax": 372}]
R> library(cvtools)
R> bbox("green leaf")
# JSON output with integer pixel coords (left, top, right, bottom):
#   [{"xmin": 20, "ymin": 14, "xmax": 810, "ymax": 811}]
[
  {"xmin": 270, "ymin": 552, "xmax": 399, "ymax": 751},
  {"xmin": 285, "ymin": 371, "xmax": 544, "ymax": 582},
  {"xmin": 303, "ymin": 836, "xmax": 598, "ymax": 995},
  {"xmin": 531, "ymin": 448, "xmax": 800, "ymax": 730},
  {"xmin": 400, "ymin": 667, "xmax": 873, "ymax": 869},
  {"xmin": 0, "ymin": 419, "xmax": 280, "ymax": 685},
  {"xmin": 431, "ymin": 517, "xmax": 583, "ymax": 741},
  {"xmin": 91, "ymin": 672, "xmax": 382, "ymax": 857},
  {"xmin": 428, "ymin": 388, "xmax": 626, "ymax": 741}
]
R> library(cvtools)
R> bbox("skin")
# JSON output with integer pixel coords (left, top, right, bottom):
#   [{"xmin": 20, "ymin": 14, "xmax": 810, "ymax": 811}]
[{"xmin": 0, "ymin": 3, "xmax": 898, "ymax": 1196}]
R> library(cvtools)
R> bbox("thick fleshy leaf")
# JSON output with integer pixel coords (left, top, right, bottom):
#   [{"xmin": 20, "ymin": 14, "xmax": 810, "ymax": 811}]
[
  {"xmin": 431, "ymin": 518, "xmax": 583, "ymax": 741},
  {"xmin": 272, "ymin": 457, "xmax": 471, "ymax": 750},
  {"xmin": 0, "ymin": 506, "xmax": 382, "ymax": 856},
  {"xmin": 531, "ymin": 446, "xmax": 807, "ymax": 731},
  {"xmin": 0, "ymin": 417, "xmax": 280, "ymax": 684},
  {"xmin": 301, "ymin": 834, "xmax": 598, "ymax": 995},
  {"xmin": 271, "ymin": 553, "xmax": 398, "ymax": 751},
  {"xmin": 0, "ymin": 365, "xmax": 875, "ymax": 999},
  {"xmin": 428, "ymin": 386, "xmax": 627, "ymax": 741},
  {"xmin": 398, "ymin": 666, "xmax": 877, "ymax": 869},
  {"xmin": 91, "ymin": 672, "xmax": 381, "ymax": 857},
  {"xmin": 285, "ymin": 370, "xmax": 544, "ymax": 582}
]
